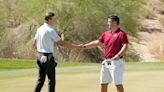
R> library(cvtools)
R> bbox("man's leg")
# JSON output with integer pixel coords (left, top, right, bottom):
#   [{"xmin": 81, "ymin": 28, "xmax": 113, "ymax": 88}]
[
  {"xmin": 46, "ymin": 66, "xmax": 55, "ymax": 92},
  {"xmin": 45, "ymin": 56, "xmax": 56, "ymax": 92},
  {"xmin": 34, "ymin": 61, "xmax": 46, "ymax": 92},
  {"xmin": 116, "ymin": 84, "xmax": 124, "ymax": 92},
  {"xmin": 101, "ymin": 84, "xmax": 108, "ymax": 92},
  {"xmin": 111, "ymin": 59, "xmax": 125, "ymax": 92},
  {"xmin": 100, "ymin": 60, "xmax": 112, "ymax": 92}
]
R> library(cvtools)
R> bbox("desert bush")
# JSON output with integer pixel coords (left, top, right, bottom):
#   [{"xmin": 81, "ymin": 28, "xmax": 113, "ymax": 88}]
[{"xmin": 0, "ymin": 0, "xmax": 146, "ymax": 62}]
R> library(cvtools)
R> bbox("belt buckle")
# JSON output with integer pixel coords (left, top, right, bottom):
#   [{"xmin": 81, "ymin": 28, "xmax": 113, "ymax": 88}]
[{"xmin": 106, "ymin": 59, "xmax": 112, "ymax": 65}]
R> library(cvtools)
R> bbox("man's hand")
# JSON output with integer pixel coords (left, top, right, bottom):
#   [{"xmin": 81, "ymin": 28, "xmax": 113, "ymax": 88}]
[
  {"xmin": 111, "ymin": 43, "xmax": 128, "ymax": 60},
  {"xmin": 57, "ymin": 40, "xmax": 84, "ymax": 50},
  {"xmin": 77, "ymin": 44, "xmax": 85, "ymax": 52},
  {"xmin": 111, "ymin": 54, "xmax": 120, "ymax": 60},
  {"xmin": 32, "ymin": 39, "xmax": 37, "ymax": 49},
  {"xmin": 80, "ymin": 40, "xmax": 101, "ymax": 49}
]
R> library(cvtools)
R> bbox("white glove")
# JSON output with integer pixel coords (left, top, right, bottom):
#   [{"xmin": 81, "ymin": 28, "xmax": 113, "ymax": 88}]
[{"xmin": 40, "ymin": 56, "xmax": 47, "ymax": 63}]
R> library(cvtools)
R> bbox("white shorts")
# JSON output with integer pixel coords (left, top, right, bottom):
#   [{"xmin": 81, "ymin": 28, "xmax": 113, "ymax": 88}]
[{"xmin": 100, "ymin": 58, "xmax": 125, "ymax": 85}]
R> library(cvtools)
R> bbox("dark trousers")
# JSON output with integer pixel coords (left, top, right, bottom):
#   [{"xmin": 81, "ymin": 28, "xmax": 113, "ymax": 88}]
[{"xmin": 34, "ymin": 53, "xmax": 57, "ymax": 92}]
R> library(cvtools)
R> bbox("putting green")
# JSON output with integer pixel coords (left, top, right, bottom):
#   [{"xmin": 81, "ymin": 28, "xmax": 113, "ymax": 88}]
[{"xmin": 0, "ymin": 67, "xmax": 164, "ymax": 92}]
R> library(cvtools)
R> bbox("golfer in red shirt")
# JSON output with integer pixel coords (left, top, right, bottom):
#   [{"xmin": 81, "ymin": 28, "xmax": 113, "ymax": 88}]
[{"xmin": 83, "ymin": 15, "xmax": 128, "ymax": 92}]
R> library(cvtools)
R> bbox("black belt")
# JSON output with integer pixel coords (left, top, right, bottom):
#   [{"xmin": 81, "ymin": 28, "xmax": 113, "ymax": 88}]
[
  {"xmin": 38, "ymin": 52, "xmax": 53, "ymax": 56},
  {"xmin": 104, "ymin": 56, "xmax": 123, "ymax": 60}
]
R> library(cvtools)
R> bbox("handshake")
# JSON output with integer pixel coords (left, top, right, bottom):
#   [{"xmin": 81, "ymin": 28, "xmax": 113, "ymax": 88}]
[
  {"xmin": 76, "ymin": 44, "xmax": 88, "ymax": 51},
  {"xmin": 62, "ymin": 40, "xmax": 99, "ymax": 52}
]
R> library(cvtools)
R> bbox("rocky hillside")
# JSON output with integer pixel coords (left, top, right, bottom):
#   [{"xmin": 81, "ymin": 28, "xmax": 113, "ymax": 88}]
[{"xmin": 131, "ymin": 0, "xmax": 164, "ymax": 61}]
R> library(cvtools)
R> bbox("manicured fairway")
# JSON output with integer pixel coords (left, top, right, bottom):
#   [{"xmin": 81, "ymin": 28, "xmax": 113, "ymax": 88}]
[{"xmin": 0, "ymin": 58, "xmax": 164, "ymax": 92}]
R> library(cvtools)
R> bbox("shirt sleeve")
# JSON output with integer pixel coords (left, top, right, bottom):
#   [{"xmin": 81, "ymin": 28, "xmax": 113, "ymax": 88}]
[
  {"xmin": 98, "ymin": 33, "xmax": 105, "ymax": 43},
  {"xmin": 50, "ymin": 30, "xmax": 61, "ymax": 42},
  {"xmin": 120, "ymin": 32, "xmax": 128, "ymax": 44}
]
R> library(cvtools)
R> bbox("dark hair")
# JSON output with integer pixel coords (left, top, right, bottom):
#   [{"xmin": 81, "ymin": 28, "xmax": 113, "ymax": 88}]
[
  {"xmin": 108, "ymin": 15, "xmax": 120, "ymax": 25},
  {"xmin": 44, "ymin": 12, "xmax": 55, "ymax": 21}
]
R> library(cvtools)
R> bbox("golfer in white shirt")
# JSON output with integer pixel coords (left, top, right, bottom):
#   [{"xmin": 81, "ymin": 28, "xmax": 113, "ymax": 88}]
[{"xmin": 32, "ymin": 12, "xmax": 82, "ymax": 92}]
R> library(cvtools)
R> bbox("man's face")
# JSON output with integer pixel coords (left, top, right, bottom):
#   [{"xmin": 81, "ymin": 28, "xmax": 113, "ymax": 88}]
[
  {"xmin": 107, "ymin": 18, "xmax": 116, "ymax": 28},
  {"xmin": 49, "ymin": 17, "xmax": 56, "ymax": 25}
]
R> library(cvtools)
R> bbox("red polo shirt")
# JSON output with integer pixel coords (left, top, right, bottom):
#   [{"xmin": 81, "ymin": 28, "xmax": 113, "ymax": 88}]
[{"xmin": 98, "ymin": 28, "xmax": 128, "ymax": 59}]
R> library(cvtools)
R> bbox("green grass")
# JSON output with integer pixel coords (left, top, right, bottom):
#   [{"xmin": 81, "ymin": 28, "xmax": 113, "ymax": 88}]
[
  {"xmin": 1, "ymin": 58, "xmax": 164, "ymax": 71},
  {"xmin": 0, "ymin": 58, "xmax": 36, "ymax": 70},
  {"xmin": 0, "ymin": 58, "xmax": 97, "ymax": 70},
  {"xmin": 125, "ymin": 62, "xmax": 164, "ymax": 71},
  {"xmin": 0, "ymin": 58, "xmax": 164, "ymax": 92}
]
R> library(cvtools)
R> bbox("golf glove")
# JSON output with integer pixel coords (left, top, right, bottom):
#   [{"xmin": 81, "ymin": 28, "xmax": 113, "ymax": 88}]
[{"xmin": 40, "ymin": 56, "xmax": 47, "ymax": 63}]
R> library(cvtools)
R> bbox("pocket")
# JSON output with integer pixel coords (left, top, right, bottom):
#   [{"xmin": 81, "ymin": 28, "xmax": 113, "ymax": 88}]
[
  {"xmin": 48, "ymin": 54, "xmax": 54, "ymax": 62},
  {"xmin": 49, "ymin": 55, "xmax": 57, "ymax": 67},
  {"xmin": 40, "ymin": 56, "xmax": 47, "ymax": 63}
]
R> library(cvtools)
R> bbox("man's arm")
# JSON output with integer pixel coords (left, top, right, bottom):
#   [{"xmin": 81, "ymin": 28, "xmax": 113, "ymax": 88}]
[
  {"xmin": 32, "ymin": 39, "xmax": 37, "ymax": 49},
  {"xmin": 112, "ymin": 43, "xmax": 128, "ymax": 60},
  {"xmin": 56, "ymin": 40, "xmax": 82, "ymax": 49},
  {"xmin": 83, "ymin": 40, "xmax": 101, "ymax": 49}
]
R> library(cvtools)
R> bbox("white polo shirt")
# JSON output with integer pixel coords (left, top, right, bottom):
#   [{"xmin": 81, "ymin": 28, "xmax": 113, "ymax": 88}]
[{"xmin": 34, "ymin": 23, "xmax": 61, "ymax": 53}]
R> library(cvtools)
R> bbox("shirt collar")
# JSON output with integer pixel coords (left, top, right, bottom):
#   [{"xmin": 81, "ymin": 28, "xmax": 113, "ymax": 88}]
[
  {"xmin": 109, "ymin": 28, "xmax": 120, "ymax": 34},
  {"xmin": 44, "ymin": 23, "xmax": 52, "ymax": 28}
]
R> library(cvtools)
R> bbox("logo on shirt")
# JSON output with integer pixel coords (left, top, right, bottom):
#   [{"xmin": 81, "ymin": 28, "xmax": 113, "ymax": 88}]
[{"xmin": 114, "ymin": 34, "xmax": 117, "ymax": 37}]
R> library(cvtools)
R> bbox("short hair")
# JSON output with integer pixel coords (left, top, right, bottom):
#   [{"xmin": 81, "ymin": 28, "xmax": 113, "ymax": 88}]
[
  {"xmin": 108, "ymin": 15, "xmax": 120, "ymax": 25},
  {"xmin": 44, "ymin": 12, "xmax": 55, "ymax": 21}
]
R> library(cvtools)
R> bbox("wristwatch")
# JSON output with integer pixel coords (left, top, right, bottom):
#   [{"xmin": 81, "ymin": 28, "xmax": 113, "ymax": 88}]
[
  {"xmin": 83, "ymin": 46, "xmax": 87, "ymax": 48},
  {"xmin": 118, "ymin": 54, "xmax": 122, "ymax": 58}
]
